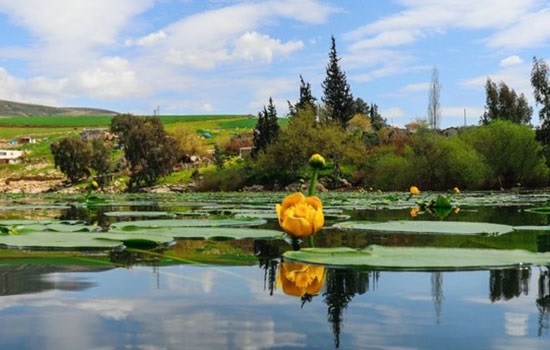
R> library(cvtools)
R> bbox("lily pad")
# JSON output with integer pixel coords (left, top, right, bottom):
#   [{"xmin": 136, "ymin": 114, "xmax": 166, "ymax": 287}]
[
  {"xmin": 0, "ymin": 230, "xmax": 175, "ymax": 250},
  {"xmin": 110, "ymin": 218, "xmax": 267, "ymax": 231},
  {"xmin": 0, "ymin": 231, "xmax": 124, "ymax": 250},
  {"xmin": 332, "ymin": 220, "xmax": 513, "ymax": 236},
  {"xmin": 104, "ymin": 211, "xmax": 177, "ymax": 218},
  {"xmin": 525, "ymin": 206, "xmax": 550, "ymax": 214},
  {"xmin": 107, "ymin": 227, "xmax": 284, "ymax": 240},
  {"xmin": 283, "ymin": 245, "xmax": 550, "ymax": 270}
]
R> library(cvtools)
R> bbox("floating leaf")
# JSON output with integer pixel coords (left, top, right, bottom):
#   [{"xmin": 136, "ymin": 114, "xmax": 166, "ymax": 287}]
[
  {"xmin": 525, "ymin": 207, "xmax": 550, "ymax": 214},
  {"xmin": 0, "ymin": 231, "xmax": 124, "ymax": 250},
  {"xmin": 104, "ymin": 211, "xmax": 177, "ymax": 218},
  {"xmin": 332, "ymin": 220, "xmax": 513, "ymax": 236},
  {"xmin": 0, "ymin": 230, "xmax": 175, "ymax": 250},
  {"xmin": 107, "ymin": 227, "xmax": 283, "ymax": 240},
  {"xmin": 283, "ymin": 245, "xmax": 550, "ymax": 270},
  {"xmin": 110, "ymin": 218, "xmax": 267, "ymax": 231}
]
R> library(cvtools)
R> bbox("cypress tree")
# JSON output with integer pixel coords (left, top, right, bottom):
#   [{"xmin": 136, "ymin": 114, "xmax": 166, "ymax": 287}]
[
  {"xmin": 321, "ymin": 35, "xmax": 354, "ymax": 129},
  {"xmin": 252, "ymin": 97, "xmax": 280, "ymax": 157},
  {"xmin": 288, "ymin": 75, "xmax": 317, "ymax": 117}
]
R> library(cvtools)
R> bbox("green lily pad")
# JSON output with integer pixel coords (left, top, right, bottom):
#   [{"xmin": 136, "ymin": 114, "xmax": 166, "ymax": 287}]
[
  {"xmin": 525, "ymin": 207, "xmax": 550, "ymax": 214},
  {"xmin": 0, "ymin": 231, "xmax": 124, "ymax": 250},
  {"xmin": 332, "ymin": 220, "xmax": 513, "ymax": 236},
  {"xmin": 513, "ymin": 225, "xmax": 550, "ymax": 231},
  {"xmin": 104, "ymin": 211, "xmax": 177, "ymax": 218},
  {"xmin": 110, "ymin": 218, "xmax": 267, "ymax": 231},
  {"xmin": 283, "ymin": 245, "xmax": 550, "ymax": 270},
  {"xmin": 0, "ymin": 230, "xmax": 175, "ymax": 250},
  {"xmin": 107, "ymin": 227, "xmax": 284, "ymax": 240}
]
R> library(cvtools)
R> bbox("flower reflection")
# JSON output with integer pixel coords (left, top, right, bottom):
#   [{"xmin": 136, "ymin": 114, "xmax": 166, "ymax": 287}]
[{"xmin": 276, "ymin": 262, "xmax": 325, "ymax": 297}]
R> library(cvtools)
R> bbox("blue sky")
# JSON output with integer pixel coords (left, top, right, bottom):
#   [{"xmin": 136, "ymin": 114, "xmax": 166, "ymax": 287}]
[{"xmin": 0, "ymin": 0, "xmax": 549, "ymax": 128}]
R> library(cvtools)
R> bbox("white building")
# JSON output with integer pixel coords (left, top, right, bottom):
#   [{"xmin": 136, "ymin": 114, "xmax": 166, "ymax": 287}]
[{"xmin": 0, "ymin": 150, "xmax": 24, "ymax": 164}]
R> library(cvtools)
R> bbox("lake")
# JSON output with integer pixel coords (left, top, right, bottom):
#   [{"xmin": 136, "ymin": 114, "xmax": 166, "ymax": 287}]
[{"xmin": 0, "ymin": 191, "xmax": 549, "ymax": 349}]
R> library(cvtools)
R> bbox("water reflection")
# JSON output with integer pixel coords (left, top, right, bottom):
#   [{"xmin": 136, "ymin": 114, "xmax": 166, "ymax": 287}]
[{"xmin": 0, "ymin": 265, "xmax": 108, "ymax": 296}]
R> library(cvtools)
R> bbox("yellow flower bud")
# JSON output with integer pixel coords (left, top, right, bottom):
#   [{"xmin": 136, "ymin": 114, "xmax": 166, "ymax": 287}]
[
  {"xmin": 410, "ymin": 186, "xmax": 420, "ymax": 195},
  {"xmin": 275, "ymin": 192, "xmax": 324, "ymax": 239},
  {"xmin": 308, "ymin": 153, "xmax": 326, "ymax": 170},
  {"xmin": 453, "ymin": 187, "xmax": 460, "ymax": 194}
]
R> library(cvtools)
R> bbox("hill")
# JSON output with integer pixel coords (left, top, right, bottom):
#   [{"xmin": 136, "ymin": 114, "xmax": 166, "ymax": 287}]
[{"xmin": 0, "ymin": 99, "xmax": 118, "ymax": 117}]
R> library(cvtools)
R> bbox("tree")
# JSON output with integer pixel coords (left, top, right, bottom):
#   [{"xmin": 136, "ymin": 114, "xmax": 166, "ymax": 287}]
[
  {"xmin": 111, "ymin": 115, "xmax": 178, "ymax": 190},
  {"xmin": 90, "ymin": 138, "xmax": 113, "ymax": 186},
  {"xmin": 110, "ymin": 113, "xmax": 135, "ymax": 148},
  {"xmin": 252, "ymin": 97, "xmax": 280, "ymax": 157},
  {"xmin": 170, "ymin": 126, "xmax": 209, "ymax": 161},
  {"xmin": 368, "ymin": 103, "xmax": 387, "ymax": 131},
  {"xmin": 288, "ymin": 75, "xmax": 317, "ymax": 117},
  {"xmin": 480, "ymin": 78, "xmax": 532, "ymax": 125},
  {"xmin": 321, "ymin": 35, "xmax": 354, "ymax": 128},
  {"xmin": 50, "ymin": 137, "xmax": 92, "ymax": 183},
  {"xmin": 352, "ymin": 97, "xmax": 369, "ymax": 115},
  {"xmin": 427, "ymin": 66, "xmax": 441, "ymax": 129},
  {"xmin": 531, "ymin": 57, "xmax": 550, "ymax": 145}
]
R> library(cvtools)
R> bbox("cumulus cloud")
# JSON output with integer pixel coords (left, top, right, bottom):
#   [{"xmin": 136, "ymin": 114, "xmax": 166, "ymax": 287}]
[
  {"xmin": 233, "ymin": 31, "xmax": 303, "ymax": 63},
  {"xmin": 69, "ymin": 57, "xmax": 143, "ymax": 99},
  {"xmin": 125, "ymin": 30, "xmax": 167, "ymax": 47},
  {"xmin": 500, "ymin": 55, "xmax": 523, "ymax": 67}
]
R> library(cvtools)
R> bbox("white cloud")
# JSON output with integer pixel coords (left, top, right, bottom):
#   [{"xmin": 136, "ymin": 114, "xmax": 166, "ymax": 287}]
[
  {"xmin": 487, "ymin": 8, "xmax": 550, "ymax": 49},
  {"xmin": 69, "ymin": 57, "xmax": 143, "ymax": 99},
  {"xmin": 125, "ymin": 30, "xmax": 167, "ymax": 47},
  {"xmin": 400, "ymin": 82, "xmax": 430, "ymax": 93},
  {"xmin": 500, "ymin": 55, "xmax": 523, "ymax": 67},
  {"xmin": 232, "ymin": 31, "xmax": 303, "ymax": 63}
]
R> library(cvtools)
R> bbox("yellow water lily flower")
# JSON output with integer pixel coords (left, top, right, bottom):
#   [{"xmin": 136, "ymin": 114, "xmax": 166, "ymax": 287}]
[
  {"xmin": 276, "ymin": 262, "xmax": 326, "ymax": 297},
  {"xmin": 410, "ymin": 186, "xmax": 420, "ymax": 195},
  {"xmin": 453, "ymin": 187, "xmax": 460, "ymax": 194},
  {"xmin": 276, "ymin": 192, "xmax": 324, "ymax": 238}
]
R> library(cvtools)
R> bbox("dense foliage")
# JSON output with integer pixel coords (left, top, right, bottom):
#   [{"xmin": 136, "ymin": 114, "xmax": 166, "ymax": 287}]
[
  {"xmin": 113, "ymin": 115, "xmax": 178, "ymax": 190},
  {"xmin": 481, "ymin": 78, "xmax": 532, "ymax": 125},
  {"xmin": 50, "ymin": 137, "xmax": 92, "ymax": 183}
]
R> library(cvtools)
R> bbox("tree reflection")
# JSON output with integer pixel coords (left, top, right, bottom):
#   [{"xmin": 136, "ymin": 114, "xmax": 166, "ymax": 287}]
[
  {"xmin": 537, "ymin": 266, "xmax": 550, "ymax": 336},
  {"xmin": 255, "ymin": 240, "xmax": 283, "ymax": 296},
  {"xmin": 431, "ymin": 272, "xmax": 444, "ymax": 324},
  {"xmin": 323, "ymin": 269, "xmax": 379, "ymax": 348},
  {"xmin": 489, "ymin": 267, "xmax": 531, "ymax": 302}
]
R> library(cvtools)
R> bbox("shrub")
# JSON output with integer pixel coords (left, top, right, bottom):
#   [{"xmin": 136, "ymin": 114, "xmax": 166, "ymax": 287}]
[{"xmin": 460, "ymin": 121, "xmax": 549, "ymax": 188}]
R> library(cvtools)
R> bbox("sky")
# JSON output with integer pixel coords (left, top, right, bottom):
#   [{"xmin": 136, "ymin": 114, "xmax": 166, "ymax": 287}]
[{"xmin": 0, "ymin": 0, "xmax": 549, "ymax": 128}]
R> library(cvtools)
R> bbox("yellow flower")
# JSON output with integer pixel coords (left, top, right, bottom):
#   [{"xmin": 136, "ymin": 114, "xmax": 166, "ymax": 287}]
[
  {"xmin": 308, "ymin": 153, "xmax": 326, "ymax": 169},
  {"xmin": 90, "ymin": 180, "xmax": 99, "ymax": 190},
  {"xmin": 276, "ymin": 192, "xmax": 324, "ymax": 238},
  {"xmin": 410, "ymin": 207, "xmax": 420, "ymax": 217},
  {"xmin": 453, "ymin": 187, "xmax": 460, "ymax": 194},
  {"xmin": 276, "ymin": 262, "xmax": 325, "ymax": 297},
  {"xmin": 410, "ymin": 186, "xmax": 420, "ymax": 195}
]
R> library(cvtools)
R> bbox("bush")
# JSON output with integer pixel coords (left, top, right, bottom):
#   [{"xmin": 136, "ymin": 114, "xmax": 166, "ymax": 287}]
[{"xmin": 460, "ymin": 121, "xmax": 549, "ymax": 188}]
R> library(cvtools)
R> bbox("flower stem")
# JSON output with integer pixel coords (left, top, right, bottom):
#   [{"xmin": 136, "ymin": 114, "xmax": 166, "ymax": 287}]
[{"xmin": 306, "ymin": 168, "xmax": 319, "ymax": 248}]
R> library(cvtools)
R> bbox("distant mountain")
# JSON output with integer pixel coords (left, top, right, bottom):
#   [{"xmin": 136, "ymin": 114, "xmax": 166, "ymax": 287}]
[{"xmin": 0, "ymin": 99, "xmax": 118, "ymax": 116}]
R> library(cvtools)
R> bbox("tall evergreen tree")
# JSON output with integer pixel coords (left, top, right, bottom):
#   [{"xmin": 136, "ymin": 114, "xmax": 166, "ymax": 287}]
[
  {"xmin": 369, "ymin": 103, "xmax": 387, "ymax": 131},
  {"xmin": 480, "ymin": 78, "xmax": 532, "ymax": 125},
  {"xmin": 252, "ymin": 97, "xmax": 280, "ymax": 157},
  {"xmin": 321, "ymin": 35, "xmax": 354, "ymax": 129},
  {"xmin": 288, "ymin": 75, "xmax": 317, "ymax": 117}
]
